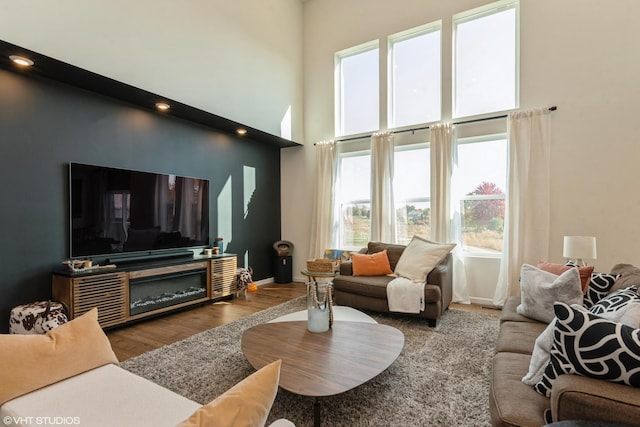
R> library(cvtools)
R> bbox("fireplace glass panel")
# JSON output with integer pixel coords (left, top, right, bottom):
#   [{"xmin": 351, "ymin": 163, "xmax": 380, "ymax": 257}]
[{"xmin": 129, "ymin": 269, "xmax": 207, "ymax": 316}]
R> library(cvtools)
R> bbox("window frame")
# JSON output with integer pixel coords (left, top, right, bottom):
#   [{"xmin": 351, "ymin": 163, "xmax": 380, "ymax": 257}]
[
  {"xmin": 452, "ymin": 0, "xmax": 520, "ymax": 119},
  {"xmin": 334, "ymin": 40, "xmax": 380, "ymax": 137},
  {"xmin": 387, "ymin": 21, "xmax": 442, "ymax": 130},
  {"xmin": 336, "ymin": 149, "xmax": 372, "ymax": 250},
  {"xmin": 456, "ymin": 133, "xmax": 508, "ymax": 258},
  {"xmin": 393, "ymin": 143, "xmax": 431, "ymax": 244}
]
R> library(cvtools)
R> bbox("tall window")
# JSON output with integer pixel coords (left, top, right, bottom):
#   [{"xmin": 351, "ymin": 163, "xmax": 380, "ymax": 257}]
[
  {"xmin": 394, "ymin": 145, "xmax": 430, "ymax": 244},
  {"xmin": 338, "ymin": 152, "xmax": 371, "ymax": 248},
  {"xmin": 453, "ymin": 0, "xmax": 519, "ymax": 118},
  {"xmin": 388, "ymin": 22, "xmax": 442, "ymax": 129},
  {"xmin": 457, "ymin": 136, "xmax": 507, "ymax": 254},
  {"xmin": 335, "ymin": 41, "xmax": 379, "ymax": 136}
]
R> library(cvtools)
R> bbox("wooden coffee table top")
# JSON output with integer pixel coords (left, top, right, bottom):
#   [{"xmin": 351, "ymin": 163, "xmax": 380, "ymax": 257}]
[{"xmin": 241, "ymin": 320, "xmax": 404, "ymax": 397}]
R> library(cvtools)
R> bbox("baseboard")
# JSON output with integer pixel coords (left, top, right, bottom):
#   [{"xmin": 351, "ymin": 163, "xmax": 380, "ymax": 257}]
[
  {"xmin": 255, "ymin": 277, "xmax": 275, "ymax": 286},
  {"xmin": 469, "ymin": 296, "xmax": 498, "ymax": 307}
]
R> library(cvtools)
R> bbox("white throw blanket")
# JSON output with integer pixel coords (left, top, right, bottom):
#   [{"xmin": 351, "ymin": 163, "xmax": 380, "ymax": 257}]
[{"xmin": 387, "ymin": 277, "xmax": 425, "ymax": 314}]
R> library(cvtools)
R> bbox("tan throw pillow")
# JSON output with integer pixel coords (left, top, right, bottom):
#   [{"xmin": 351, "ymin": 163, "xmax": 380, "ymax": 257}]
[
  {"xmin": 178, "ymin": 360, "xmax": 282, "ymax": 427},
  {"xmin": 0, "ymin": 308, "xmax": 119, "ymax": 405},
  {"xmin": 394, "ymin": 235, "xmax": 456, "ymax": 282},
  {"xmin": 351, "ymin": 250, "xmax": 393, "ymax": 276}
]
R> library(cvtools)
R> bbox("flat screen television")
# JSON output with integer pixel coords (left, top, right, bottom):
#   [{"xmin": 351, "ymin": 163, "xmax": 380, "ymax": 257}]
[{"xmin": 69, "ymin": 162, "xmax": 210, "ymax": 260}]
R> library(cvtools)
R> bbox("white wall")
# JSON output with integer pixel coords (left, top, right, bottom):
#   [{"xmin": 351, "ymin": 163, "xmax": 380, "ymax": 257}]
[
  {"xmin": 284, "ymin": 0, "xmax": 640, "ymax": 296},
  {"xmin": 0, "ymin": 0, "xmax": 304, "ymax": 140}
]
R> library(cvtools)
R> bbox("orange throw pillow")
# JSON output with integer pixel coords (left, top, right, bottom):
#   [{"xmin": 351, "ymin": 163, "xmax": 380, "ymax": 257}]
[
  {"xmin": 351, "ymin": 250, "xmax": 393, "ymax": 276},
  {"xmin": 537, "ymin": 261, "xmax": 594, "ymax": 293}
]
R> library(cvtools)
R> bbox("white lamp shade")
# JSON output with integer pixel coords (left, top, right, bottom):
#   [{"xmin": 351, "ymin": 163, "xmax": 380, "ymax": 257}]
[{"xmin": 563, "ymin": 236, "xmax": 597, "ymax": 260}]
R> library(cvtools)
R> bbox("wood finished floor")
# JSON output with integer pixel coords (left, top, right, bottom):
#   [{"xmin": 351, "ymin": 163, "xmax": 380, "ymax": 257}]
[{"xmin": 107, "ymin": 282, "xmax": 499, "ymax": 362}]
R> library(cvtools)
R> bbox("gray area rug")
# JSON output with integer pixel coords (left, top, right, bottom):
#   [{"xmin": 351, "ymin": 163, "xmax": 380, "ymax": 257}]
[{"xmin": 121, "ymin": 297, "xmax": 499, "ymax": 426}]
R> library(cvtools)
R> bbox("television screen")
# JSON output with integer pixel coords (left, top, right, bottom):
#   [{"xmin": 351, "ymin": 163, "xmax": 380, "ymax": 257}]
[{"xmin": 70, "ymin": 163, "xmax": 210, "ymax": 259}]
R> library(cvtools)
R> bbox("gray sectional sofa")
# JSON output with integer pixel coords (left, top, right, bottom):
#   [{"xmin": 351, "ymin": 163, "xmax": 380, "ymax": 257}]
[{"xmin": 490, "ymin": 295, "xmax": 640, "ymax": 426}]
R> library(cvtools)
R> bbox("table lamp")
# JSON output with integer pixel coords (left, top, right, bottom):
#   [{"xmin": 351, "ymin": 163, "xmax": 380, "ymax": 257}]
[{"xmin": 563, "ymin": 236, "xmax": 597, "ymax": 266}]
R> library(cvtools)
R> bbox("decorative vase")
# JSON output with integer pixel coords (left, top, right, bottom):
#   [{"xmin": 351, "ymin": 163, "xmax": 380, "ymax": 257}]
[{"xmin": 306, "ymin": 281, "xmax": 333, "ymax": 333}]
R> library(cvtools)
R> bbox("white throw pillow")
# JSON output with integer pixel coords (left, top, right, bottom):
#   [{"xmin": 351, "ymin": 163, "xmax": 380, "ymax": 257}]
[
  {"xmin": 394, "ymin": 235, "xmax": 455, "ymax": 283},
  {"xmin": 516, "ymin": 264, "xmax": 582, "ymax": 323}
]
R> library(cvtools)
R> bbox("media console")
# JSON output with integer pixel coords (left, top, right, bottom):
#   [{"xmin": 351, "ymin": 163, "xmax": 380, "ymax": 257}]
[{"xmin": 52, "ymin": 254, "xmax": 237, "ymax": 328}]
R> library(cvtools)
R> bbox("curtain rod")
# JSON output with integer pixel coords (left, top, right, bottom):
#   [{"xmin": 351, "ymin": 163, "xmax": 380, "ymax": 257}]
[{"xmin": 328, "ymin": 106, "xmax": 558, "ymax": 144}]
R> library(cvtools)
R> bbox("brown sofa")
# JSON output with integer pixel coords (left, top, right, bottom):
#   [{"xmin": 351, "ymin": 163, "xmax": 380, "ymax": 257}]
[
  {"xmin": 332, "ymin": 241, "xmax": 452, "ymax": 327},
  {"xmin": 490, "ymin": 295, "xmax": 640, "ymax": 426}
]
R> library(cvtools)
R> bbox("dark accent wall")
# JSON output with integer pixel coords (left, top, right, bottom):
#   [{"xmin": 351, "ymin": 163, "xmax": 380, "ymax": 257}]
[{"xmin": 0, "ymin": 69, "xmax": 282, "ymax": 332}]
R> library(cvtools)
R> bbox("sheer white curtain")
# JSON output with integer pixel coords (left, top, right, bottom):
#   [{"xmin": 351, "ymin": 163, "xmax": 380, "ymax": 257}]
[
  {"xmin": 309, "ymin": 140, "xmax": 337, "ymax": 259},
  {"xmin": 370, "ymin": 131, "xmax": 396, "ymax": 243},
  {"xmin": 493, "ymin": 109, "xmax": 552, "ymax": 306},
  {"xmin": 430, "ymin": 123, "xmax": 470, "ymax": 303}
]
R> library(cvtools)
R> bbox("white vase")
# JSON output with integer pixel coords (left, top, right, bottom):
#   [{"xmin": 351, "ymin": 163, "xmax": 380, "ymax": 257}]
[{"xmin": 306, "ymin": 282, "xmax": 333, "ymax": 333}]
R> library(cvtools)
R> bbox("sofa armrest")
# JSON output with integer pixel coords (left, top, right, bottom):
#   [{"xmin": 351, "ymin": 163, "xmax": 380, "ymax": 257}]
[
  {"xmin": 426, "ymin": 253, "xmax": 453, "ymax": 309},
  {"xmin": 551, "ymin": 374, "xmax": 640, "ymax": 425}
]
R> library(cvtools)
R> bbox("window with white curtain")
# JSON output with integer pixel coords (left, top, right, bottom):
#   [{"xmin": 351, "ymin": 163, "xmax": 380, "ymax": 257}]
[
  {"xmin": 453, "ymin": 0, "xmax": 519, "ymax": 118},
  {"xmin": 388, "ymin": 22, "xmax": 442, "ymax": 129},
  {"xmin": 456, "ymin": 135, "xmax": 507, "ymax": 254},
  {"xmin": 338, "ymin": 152, "xmax": 371, "ymax": 249},
  {"xmin": 394, "ymin": 144, "xmax": 430, "ymax": 244},
  {"xmin": 335, "ymin": 41, "xmax": 379, "ymax": 137}
]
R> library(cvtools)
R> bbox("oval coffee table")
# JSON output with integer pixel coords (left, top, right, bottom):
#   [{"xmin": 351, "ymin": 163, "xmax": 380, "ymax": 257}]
[{"xmin": 241, "ymin": 317, "xmax": 404, "ymax": 426}]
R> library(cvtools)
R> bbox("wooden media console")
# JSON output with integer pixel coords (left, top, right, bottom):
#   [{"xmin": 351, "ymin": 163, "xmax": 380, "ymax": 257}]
[{"xmin": 52, "ymin": 254, "xmax": 237, "ymax": 328}]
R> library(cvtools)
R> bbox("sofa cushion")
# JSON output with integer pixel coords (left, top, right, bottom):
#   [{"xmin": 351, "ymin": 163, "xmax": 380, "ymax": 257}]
[
  {"xmin": 517, "ymin": 264, "xmax": 583, "ymax": 323},
  {"xmin": 351, "ymin": 250, "xmax": 393, "ymax": 276},
  {"xmin": 495, "ymin": 320, "xmax": 547, "ymax": 355},
  {"xmin": 535, "ymin": 302, "xmax": 640, "ymax": 397},
  {"xmin": 394, "ymin": 235, "xmax": 455, "ymax": 282},
  {"xmin": 0, "ymin": 364, "xmax": 201, "ymax": 426},
  {"xmin": 0, "ymin": 308, "xmax": 119, "ymax": 405},
  {"xmin": 367, "ymin": 242, "xmax": 406, "ymax": 270},
  {"xmin": 178, "ymin": 360, "xmax": 281, "ymax": 427},
  {"xmin": 490, "ymin": 352, "xmax": 549, "ymax": 427},
  {"xmin": 500, "ymin": 296, "xmax": 539, "ymax": 324},
  {"xmin": 333, "ymin": 274, "xmax": 395, "ymax": 299}
]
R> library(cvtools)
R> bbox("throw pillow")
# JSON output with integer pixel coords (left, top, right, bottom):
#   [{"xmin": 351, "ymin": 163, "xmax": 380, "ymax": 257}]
[
  {"xmin": 523, "ymin": 300, "xmax": 639, "ymax": 387},
  {"xmin": 0, "ymin": 308, "xmax": 119, "ymax": 405},
  {"xmin": 351, "ymin": 250, "xmax": 393, "ymax": 276},
  {"xmin": 178, "ymin": 360, "xmax": 282, "ymax": 427},
  {"xmin": 588, "ymin": 286, "xmax": 640, "ymax": 316},
  {"xmin": 522, "ymin": 319, "xmax": 556, "ymax": 386},
  {"xmin": 393, "ymin": 235, "xmax": 455, "ymax": 283},
  {"xmin": 367, "ymin": 242, "xmax": 406, "ymax": 270},
  {"xmin": 516, "ymin": 264, "xmax": 583, "ymax": 323},
  {"xmin": 620, "ymin": 304, "xmax": 640, "ymax": 329},
  {"xmin": 537, "ymin": 261, "xmax": 594, "ymax": 293},
  {"xmin": 534, "ymin": 302, "xmax": 640, "ymax": 397},
  {"xmin": 583, "ymin": 273, "xmax": 620, "ymax": 308}
]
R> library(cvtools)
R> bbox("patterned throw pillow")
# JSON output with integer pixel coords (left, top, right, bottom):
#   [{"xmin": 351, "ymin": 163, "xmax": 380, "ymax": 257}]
[
  {"xmin": 588, "ymin": 286, "xmax": 639, "ymax": 315},
  {"xmin": 583, "ymin": 273, "xmax": 620, "ymax": 308},
  {"xmin": 534, "ymin": 302, "xmax": 640, "ymax": 397}
]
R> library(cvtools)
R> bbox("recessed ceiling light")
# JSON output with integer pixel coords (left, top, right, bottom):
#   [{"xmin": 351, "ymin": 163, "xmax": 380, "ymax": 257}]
[
  {"xmin": 156, "ymin": 102, "xmax": 170, "ymax": 111},
  {"xmin": 236, "ymin": 128, "xmax": 247, "ymax": 136},
  {"xmin": 9, "ymin": 55, "xmax": 34, "ymax": 66}
]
